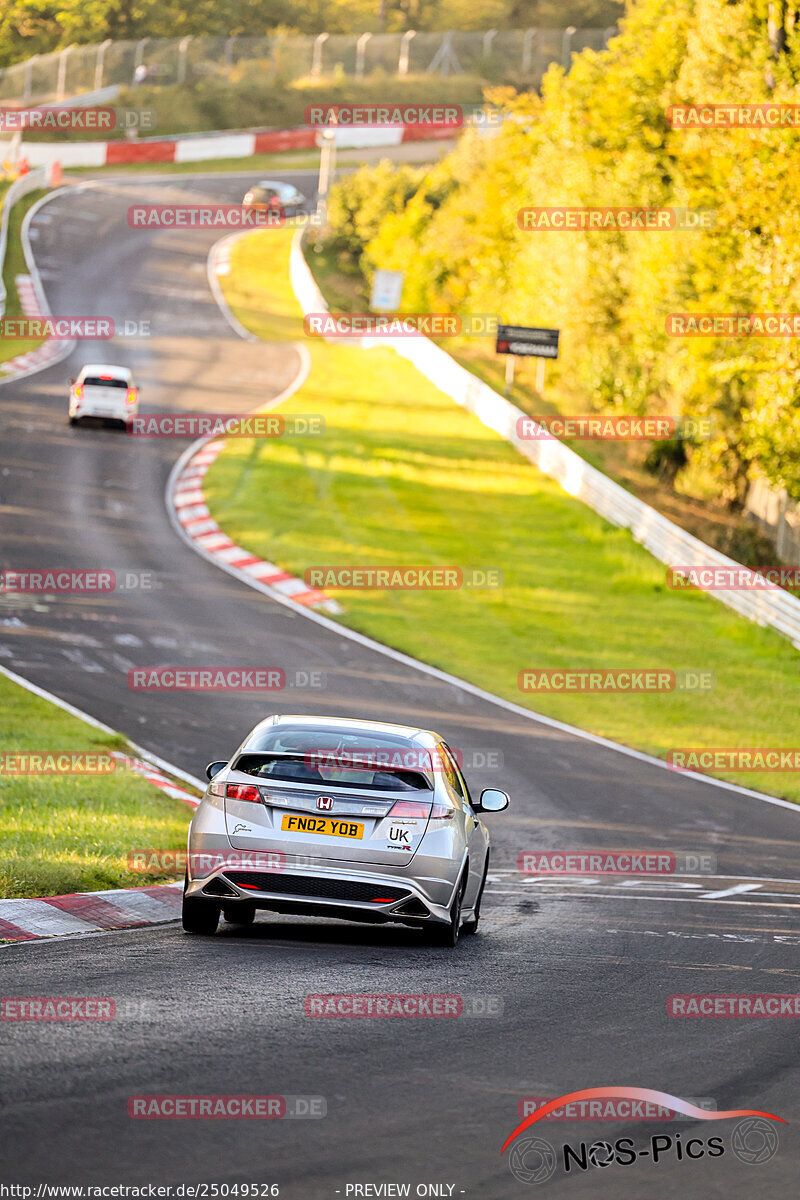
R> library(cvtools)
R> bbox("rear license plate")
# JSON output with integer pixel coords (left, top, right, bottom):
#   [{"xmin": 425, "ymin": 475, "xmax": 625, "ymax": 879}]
[{"xmin": 281, "ymin": 815, "xmax": 364, "ymax": 839}]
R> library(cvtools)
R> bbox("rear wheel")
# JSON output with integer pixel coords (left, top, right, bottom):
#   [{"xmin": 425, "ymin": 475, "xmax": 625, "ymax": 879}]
[
  {"xmin": 68, "ymin": 416, "xmax": 77, "ymax": 426},
  {"xmin": 426, "ymin": 875, "xmax": 465, "ymax": 948},
  {"xmin": 462, "ymin": 851, "xmax": 490, "ymax": 935},
  {"xmin": 182, "ymin": 875, "xmax": 220, "ymax": 935},
  {"xmin": 222, "ymin": 903, "xmax": 255, "ymax": 926}
]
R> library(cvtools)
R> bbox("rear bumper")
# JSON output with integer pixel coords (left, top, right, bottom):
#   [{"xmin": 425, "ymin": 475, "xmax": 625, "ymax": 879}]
[
  {"xmin": 69, "ymin": 398, "xmax": 137, "ymax": 423},
  {"xmin": 185, "ymin": 861, "xmax": 457, "ymax": 926}
]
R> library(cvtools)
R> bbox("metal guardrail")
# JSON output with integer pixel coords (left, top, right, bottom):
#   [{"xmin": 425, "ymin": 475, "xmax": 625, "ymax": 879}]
[
  {"xmin": 289, "ymin": 231, "xmax": 800, "ymax": 650},
  {"xmin": 0, "ymin": 28, "xmax": 617, "ymax": 105},
  {"xmin": 0, "ymin": 166, "xmax": 49, "ymax": 317}
]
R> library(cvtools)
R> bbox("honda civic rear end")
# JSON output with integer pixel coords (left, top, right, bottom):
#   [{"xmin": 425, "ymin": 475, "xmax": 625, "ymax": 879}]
[{"xmin": 182, "ymin": 715, "xmax": 499, "ymax": 944}]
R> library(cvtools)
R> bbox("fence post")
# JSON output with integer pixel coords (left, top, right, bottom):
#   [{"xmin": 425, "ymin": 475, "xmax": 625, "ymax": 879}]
[
  {"xmin": 522, "ymin": 29, "xmax": 538, "ymax": 74},
  {"xmin": 56, "ymin": 45, "xmax": 74, "ymax": 101},
  {"xmin": 482, "ymin": 29, "xmax": 497, "ymax": 57},
  {"xmin": 355, "ymin": 32, "xmax": 372, "ymax": 78},
  {"xmin": 311, "ymin": 33, "xmax": 329, "ymax": 78},
  {"xmin": 94, "ymin": 39, "xmax": 112, "ymax": 92},
  {"xmin": 561, "ymin": 26, "xmax": 576, "ymax": 69},
  {"xmin": 177, "ymin": 35, "xmax": 192, "ymax": 85},
  {"xmin": 23, "ymin": 55, "xmax": 38, "ymax": 104},
  {"xmin": 428, "ymin": 32, "xmax": 461, "ymax": 76},
  {"xmin": 398, "ymin": 30, "xmax": 416, "ymax": 76},
  {"xmin": 224, "ymin": 36, "xmax": 237, "ymax": 68},
  {"xmin": 133, "ymin": 37, "xmax": 149, "ymax": 84}
]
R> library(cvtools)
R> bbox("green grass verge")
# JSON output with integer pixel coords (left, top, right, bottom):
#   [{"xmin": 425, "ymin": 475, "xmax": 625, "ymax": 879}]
[
  {"xmin": 203, "ymin": 227, "xmax": 800, "ymax": 802},
  {"xmin": 0, "ymin": 672, "xmax": 196, "ymax": 899},
  {"xmin": 0, "ymin": 186, "xmax": 47, "ymax": 373}
]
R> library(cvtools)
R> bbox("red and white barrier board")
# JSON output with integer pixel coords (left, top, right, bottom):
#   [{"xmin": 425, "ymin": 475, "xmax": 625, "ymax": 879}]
[{"xmin": 22, "ymin": 122, "xmax": 456, "ymax": 169}]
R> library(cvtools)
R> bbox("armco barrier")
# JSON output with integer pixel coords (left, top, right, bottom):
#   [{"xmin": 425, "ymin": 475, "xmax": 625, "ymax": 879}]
[
  {"xmin": 289, "ymin": 231, "xmax": 800, "ymax": 649},
  {"xmin": 0, "ymin": 165, "xmax": 50, "ymax": 317}
]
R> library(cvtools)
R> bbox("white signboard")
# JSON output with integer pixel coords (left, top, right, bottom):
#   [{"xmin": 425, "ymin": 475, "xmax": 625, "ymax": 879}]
[{"xmin": 370, "ymin": 270, "xmax": 404, "ymax": 312}]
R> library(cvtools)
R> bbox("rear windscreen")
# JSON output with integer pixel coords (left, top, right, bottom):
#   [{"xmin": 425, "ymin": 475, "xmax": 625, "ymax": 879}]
[
  {"xmin": 83, "ymin": 376, "xmax": 128, "ymax": 388},
  {"xmin": 234, "ymin": 752, "xmax": 431, "ymax": 792}
]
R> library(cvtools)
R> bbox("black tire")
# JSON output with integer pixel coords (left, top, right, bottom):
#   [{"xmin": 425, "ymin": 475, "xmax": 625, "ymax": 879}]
[
  {"xmin": 426, "ymin": 874, "xmax": 465, "ymax": 948},
  {"xmin": 222, "ymin": 903, "xmax": 255, "ymax": 926},
  {"xmin": 68, "ymin": 416, "xmax": 77, "ymax": 426},
  {"xmin": 463, "ymin": 851, "xmax": 490, "ymax": 935},
  {"xmin": 182, "ymin": 878, "xmax": 220, "ymax": 935}
]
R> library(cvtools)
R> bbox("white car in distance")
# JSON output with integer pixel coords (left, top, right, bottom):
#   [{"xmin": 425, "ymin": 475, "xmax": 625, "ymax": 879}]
[{"xmin": 68, "ymin": 364, "xmax": 139, "ymax": 429}]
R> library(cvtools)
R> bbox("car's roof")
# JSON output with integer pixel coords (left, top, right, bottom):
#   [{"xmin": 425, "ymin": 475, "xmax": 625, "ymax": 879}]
[
  {"xmin": 246, "ymin": 714, "xmax": 437, "ymax": 746},
  {"xmin": 79, "ymin": 364, "xmax": 132, "ymax": 380}
]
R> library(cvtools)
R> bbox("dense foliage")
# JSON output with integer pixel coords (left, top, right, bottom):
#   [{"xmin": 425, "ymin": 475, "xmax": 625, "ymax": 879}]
[{"xmin": 323, "ymin": 0, "xmax": 800, "ymax": 504}]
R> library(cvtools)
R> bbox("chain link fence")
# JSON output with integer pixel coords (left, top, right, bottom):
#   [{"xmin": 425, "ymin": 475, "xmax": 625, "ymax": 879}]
[{"xmin": 0, "ymin": 28, "xmax": 616, "ymax": 105}]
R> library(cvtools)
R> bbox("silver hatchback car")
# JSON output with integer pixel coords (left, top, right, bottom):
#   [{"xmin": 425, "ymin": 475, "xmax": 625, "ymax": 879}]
[{"xmin": 182, "ymin": 714, "xmax": 509, "ymax": 946}]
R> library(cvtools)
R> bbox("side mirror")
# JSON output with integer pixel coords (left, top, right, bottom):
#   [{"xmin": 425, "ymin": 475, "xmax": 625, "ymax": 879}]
[
  {"xmin": 68, "ymin": 378, "xmax": 76, "ymax": 386},
  {"xmin": 205, "ymin": 760, "xmax": 227, "ymax": 781},
  {"xmin": 476, "ymin": 788, "xmax": 509, "ymax": 813}
]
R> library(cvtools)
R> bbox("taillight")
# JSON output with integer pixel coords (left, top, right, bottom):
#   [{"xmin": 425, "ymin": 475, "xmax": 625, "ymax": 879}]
[
  {"xmin": 226, "ymin": 783, "xmax": 262, "ymax": 803},
  {"xmin": 126, "ymin": 388, "xmax": 137, "ymax": 405},
  {"xmin": 388, "ymin": 799, "xmax": 431, "ymax": 819},
  {"xmin": 387, "ymin": 798, "xmax": 454, "ymax": 821}
]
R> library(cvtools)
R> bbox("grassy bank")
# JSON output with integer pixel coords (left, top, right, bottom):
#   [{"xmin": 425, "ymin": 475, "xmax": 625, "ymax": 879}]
[
  {"xmin": 0, "ymin": 187, "xmax": 47, "ymax": 373},
  {"xmin": 28, "ymin": 72, "xmax": 487, "ymax": 141},
  {"xmin": 0, "ymin": 672, "xmax": 196, "ymax": 899},
  {"xmin": 201, "ymin": 226, "xmax": 800, "ymax": 802}
]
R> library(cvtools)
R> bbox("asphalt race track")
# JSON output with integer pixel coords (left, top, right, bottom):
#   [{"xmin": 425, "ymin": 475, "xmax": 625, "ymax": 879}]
[{"xmin": 1, "ymin": 174, "xmax": 799, "ymax": 1197}]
